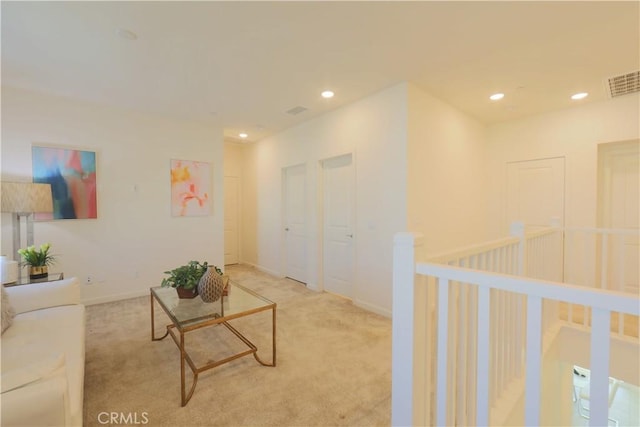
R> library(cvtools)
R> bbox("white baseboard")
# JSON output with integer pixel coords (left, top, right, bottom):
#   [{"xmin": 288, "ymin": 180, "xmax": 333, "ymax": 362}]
[
  {"xmin": 305, "ymin": 282, "xmax": 319, "ymax": 292},
  {"xmin": 353, "ymin": 299, "xmax": 391, "ymax": 318},
  {"xmin": 82, "ymin": 289, "xmax": 149, "ymax": 306}
]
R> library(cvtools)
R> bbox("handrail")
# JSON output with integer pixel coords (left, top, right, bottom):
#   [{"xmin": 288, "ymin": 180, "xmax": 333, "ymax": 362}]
[
  {"xmin": 427, "ymin": 236, "xmax": 519, "ymax": 263},
  {"xmin": 523, "ymin": 226, "xmax": 561, "ymax": 239},
  {"xmin": 417, "ymin": 262, "xmax": 639, "ymax": 315},
  {"xmin": 565, "ymin": 227, "xmax": 639, "ymax": 235}
]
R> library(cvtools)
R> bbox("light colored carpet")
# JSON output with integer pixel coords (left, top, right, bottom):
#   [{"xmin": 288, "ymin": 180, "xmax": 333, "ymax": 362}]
[{"xmin": 83, "ymin": 264, "xmax": 391, "ymax": 426}]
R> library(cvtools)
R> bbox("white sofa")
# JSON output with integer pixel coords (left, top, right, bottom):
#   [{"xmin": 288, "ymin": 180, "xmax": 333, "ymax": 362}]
[{"xmin": 1, "ymin": 278, "xmax": 85, "ymax": 426}]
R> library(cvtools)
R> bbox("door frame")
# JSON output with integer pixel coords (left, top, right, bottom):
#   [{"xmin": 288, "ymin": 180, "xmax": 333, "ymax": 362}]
[{"xmin": 317, "ymin": 151, "xmax": 357, "ymax": 296}]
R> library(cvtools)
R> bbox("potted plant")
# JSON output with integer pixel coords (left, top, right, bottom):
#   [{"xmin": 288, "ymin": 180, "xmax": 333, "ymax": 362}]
[
  {"xmin": 161, "ymin": 260, "xmax": 208, "ymax": 298},
  {"xmin": 18, "ymin": 243, "xmax": 56, "ymax": 280}
]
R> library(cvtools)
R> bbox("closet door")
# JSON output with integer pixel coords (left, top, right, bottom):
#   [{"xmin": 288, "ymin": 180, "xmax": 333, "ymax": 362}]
[
  {"xmin": 506, "ymin": 157, "xmax": 565, "ymax": 229},
  {"xmin": 322, "ymin": 154, "xmax": 355, "ymax": 299}
]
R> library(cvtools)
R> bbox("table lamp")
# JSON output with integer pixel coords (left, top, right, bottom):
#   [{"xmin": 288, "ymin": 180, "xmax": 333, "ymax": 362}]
[{"xmin": 1, "ymin": 182, "xmax": 54, "ymax": 261}]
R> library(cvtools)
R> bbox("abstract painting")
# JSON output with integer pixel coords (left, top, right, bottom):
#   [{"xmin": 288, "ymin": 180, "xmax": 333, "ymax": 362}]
[
  {"xmin": 170, "ymin": 159, "xmax": 211, "ymax": 217},
  {"xmin": 32, "ymin": 146, "xmax": 97, "ymax": 220}
]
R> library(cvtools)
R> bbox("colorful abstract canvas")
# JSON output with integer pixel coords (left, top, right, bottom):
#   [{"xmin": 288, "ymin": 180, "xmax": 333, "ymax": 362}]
[
  {"xmin": 32, "ymin": 146, "xmax": 97, "ymax": 220},
  {"xmin": 170, "ymin": 159, "xmax": 211, "ymax": 217}
]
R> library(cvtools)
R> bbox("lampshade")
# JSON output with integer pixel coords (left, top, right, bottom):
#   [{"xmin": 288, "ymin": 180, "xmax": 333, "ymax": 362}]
[{"xmin": 1, "ymin": 182, "xmax": 53, "ymax": 214}]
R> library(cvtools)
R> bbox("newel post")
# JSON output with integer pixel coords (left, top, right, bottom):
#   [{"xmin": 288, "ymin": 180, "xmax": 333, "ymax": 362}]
[
  {"xmin": 392, "ymin": 232, "xmax": 423, "ymax": 427},
  {"xmin": 510, "ymin": 221, "xmax": 525, "ymax": 276}
]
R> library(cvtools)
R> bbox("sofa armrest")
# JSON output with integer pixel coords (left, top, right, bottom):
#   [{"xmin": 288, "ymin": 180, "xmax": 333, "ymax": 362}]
[
  {"xmin": 1, "ymin": 373, "xmax": 70, "ymax": 426},
  {"xmin": 5, "ymin": 278, "xmax": 80, "ymax": 314}
]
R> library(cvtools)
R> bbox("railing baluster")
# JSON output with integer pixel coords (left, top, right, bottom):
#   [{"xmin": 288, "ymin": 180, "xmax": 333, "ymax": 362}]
[
  {"xmin": 448, "ymin": 281, "xmax": 458, "ymax": 424},
  {"xmin": 457, "ymin": 283, "xmax": 469, "ymax": 425},
  {"xmin": 617, "ymin": 233, "xmax": 625, "ymax": 292},
  {"xmin": 469, "ymin": 285, "xmax": 478, "ymax": 423},
  {"xmin": 601, "ymin": 233, "xmax": 609, "ymax": 290},
  {"xmin": 507, "ymin": 292, "xmax": 514, "ymax": 380},
  {"xmin": 589, "ymin": 308, "xmax": 611, "ymax": 427},
  {"xmin": 525, "ymin": 295, "xmax": 542, "ymax": 426},
  {"xmin": 476, "ymin": 285, "xmax": 490, "ymax": 427},
  {"xmin": 436, "ymin": 277, "xmax": 449, "ymax": 427},
  {"xmin": 493, "ymin": 289, "xmax": 498, "ymax": 405}
]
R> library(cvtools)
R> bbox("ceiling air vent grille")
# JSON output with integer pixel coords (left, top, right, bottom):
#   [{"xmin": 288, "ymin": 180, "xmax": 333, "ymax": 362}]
[
  {"xmin": 606, "ymin": 71, "xmax": 640, "ymax": 98},
  {"xmin": 285, "ymin": 106, "xmax": 308, "ymax": 115}
]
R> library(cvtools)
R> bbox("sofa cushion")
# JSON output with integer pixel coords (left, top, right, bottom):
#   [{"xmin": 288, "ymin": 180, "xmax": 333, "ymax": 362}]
[
  {"xmin": 1, "ymin": 285, "xmax": 16, "ymax": 334},
  {"xmin": 1, "ymin": 353, "xmax": 65, "ymax": 393},
  {"xmin": 1, "ymin": 304, "xmax": 85, "ymax": 425}
]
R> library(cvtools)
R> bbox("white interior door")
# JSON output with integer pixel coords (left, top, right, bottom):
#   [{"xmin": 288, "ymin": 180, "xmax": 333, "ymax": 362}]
[
  {"xmin": 224, "ymin": 176, "xmax": 239, "ymax": 265},
  {"xmin": 599, "ymin": 141, "xmax": 639, "ymax": 293},
  {"xmin": 283, "ymin": 164, "xmax": 307, "ymax": 283},
  {"xmin": 322, "ymin": 154, "xmax": 354, "ymax": 298},
  {"xmin": 506, "ymin": 157, "xmax": 565, "ymax": 229}
]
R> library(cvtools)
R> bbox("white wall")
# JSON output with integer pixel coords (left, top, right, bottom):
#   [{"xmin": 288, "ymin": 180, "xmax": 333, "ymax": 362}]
[
  {"xmin": 407, "ymin": 83, "xmax": 489, "ymax": 256},
  {"xmin": 486, "ymin": 93, "xmax": 640, "ymax": 237},
  {"xmin": 243, "ymin": 83, "xmax": 409, "ymax": 316},
  {"xmin": 1, "ymin": 86, "xmax": 224, "ymax": 304}
]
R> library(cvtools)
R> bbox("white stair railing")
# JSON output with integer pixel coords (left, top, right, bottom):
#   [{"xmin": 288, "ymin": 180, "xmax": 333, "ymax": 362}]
[
  {"xmin": 416, "ymin": 262, "xmax": 638, "ymax": 426},
  {"xmin": 562, "ymin": 227, "xmax": 639, "ymax": 337},
  {"xmin": 392, "ymin": 225, "xmax": 639, "ymax": 427}
]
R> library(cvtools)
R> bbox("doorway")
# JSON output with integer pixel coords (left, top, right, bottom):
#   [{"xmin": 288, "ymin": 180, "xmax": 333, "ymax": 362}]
[
  {"xmin": 283, "ymin": 164, "xmax": 307, "ymax": 283},
  {"xmin": 321, "ymin": 153, "xmax": 355, "ymax": 299}
]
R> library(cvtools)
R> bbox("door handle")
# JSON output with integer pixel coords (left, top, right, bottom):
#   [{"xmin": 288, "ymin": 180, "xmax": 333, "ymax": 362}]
[
  {"xmin": 347, "ymin": 234, "xmax": 353, "ymax": 238},
  {"xmin": 285, "ymin": 228, "xmax": 290, "ymax": 231}
]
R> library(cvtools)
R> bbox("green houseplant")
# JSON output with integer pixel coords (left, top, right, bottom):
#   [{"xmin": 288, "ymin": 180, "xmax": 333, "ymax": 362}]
[
  {"xmin": 18, "ymin": 243, "xmax": 56, "ymax": 279},
  {"xmin": 161, "ymin": 260, "xmax": 209, "ymax": 298}
]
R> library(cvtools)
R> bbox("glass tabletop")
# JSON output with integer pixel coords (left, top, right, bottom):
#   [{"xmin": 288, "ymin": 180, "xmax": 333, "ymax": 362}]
[
  {"xmin": 151, "ymin": 281, "xmax": 275, "ymax": 329},
  {"xmin": 7, "ymin": 272, "xmax": 65, "ymax": 287}
]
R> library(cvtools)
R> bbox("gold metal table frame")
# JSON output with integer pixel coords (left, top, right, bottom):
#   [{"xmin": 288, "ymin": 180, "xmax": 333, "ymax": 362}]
[{"xmin": 150, "ymin": 282, "xmax": 276, "ymax": 406}]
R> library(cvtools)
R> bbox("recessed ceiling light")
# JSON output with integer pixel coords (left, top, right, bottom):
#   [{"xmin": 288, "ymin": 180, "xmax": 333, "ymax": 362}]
[
  {"xmin": 489, "ymin": 93, "xmax": 505, "ymax": 101},
  {"xmin": 321, "ymin": 90, "xmax": 335, "ymax": 99},
  {"xmin": 116, "ymin": 28, "xmax": 138, "ymax": 41},
  {"xmin": 571, "ymin": 92, "xmax": 588, "ymax": 100},
  {"xmin": 239, "ymin": 133, "xmax": 248, "ymax": 139}
]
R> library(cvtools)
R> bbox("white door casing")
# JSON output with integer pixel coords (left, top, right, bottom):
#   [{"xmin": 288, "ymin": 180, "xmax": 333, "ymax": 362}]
[
  {"xmin": 322, "ymin": 153, "xmax": 355, "ymax": 299},
  {"xmin": 598, "ymin": 140, "xmax": 639, "ymax": 293},
  {"xmin": 283, "ymin": 164, "xmax": 307, "ymax": 283},
  {"xmin": 223, "ymin": 176, "xmax": 240, "ymax": 265},
  {"xmin": 506, "ymin": 157, "xmax": 565, "ymax": 229}
]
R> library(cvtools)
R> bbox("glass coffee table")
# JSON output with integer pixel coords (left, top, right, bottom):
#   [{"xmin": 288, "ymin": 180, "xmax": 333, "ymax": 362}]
[{"xmin": 150, "ymin": 281, "xmax": 276, "ymax": 406}]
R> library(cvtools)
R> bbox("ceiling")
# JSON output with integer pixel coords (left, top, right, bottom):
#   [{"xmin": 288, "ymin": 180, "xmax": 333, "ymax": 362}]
[{"xmin": 2, "ymin": 1, "xmax": 639, "ymax": 143}]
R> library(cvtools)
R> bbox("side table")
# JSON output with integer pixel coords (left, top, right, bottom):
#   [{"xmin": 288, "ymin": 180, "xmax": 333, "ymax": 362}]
[{"xmin": 5, "ymin": 273, "xmax": 64, "ymax": 287}]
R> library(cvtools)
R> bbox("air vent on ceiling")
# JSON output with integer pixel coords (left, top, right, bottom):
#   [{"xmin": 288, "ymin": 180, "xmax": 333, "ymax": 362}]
[
  {"xmin": 285, "ymin": 106, "xmax": 308, "ymax": 116},
  {"xmin": 606, "ymin": 71, "xmax": 640, "ymax": 98}
]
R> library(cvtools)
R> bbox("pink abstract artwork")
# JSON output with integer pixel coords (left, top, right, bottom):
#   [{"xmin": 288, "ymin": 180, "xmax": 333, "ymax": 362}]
[{"xmin": 170, "ymin": 159, "xmax": 211, "ymax": 217}]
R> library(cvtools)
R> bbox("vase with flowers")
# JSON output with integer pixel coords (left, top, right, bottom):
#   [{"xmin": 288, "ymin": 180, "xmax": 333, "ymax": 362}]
[{"xmin": 17, "ymin": 243, "xmax": 56, "ymax": 280}]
